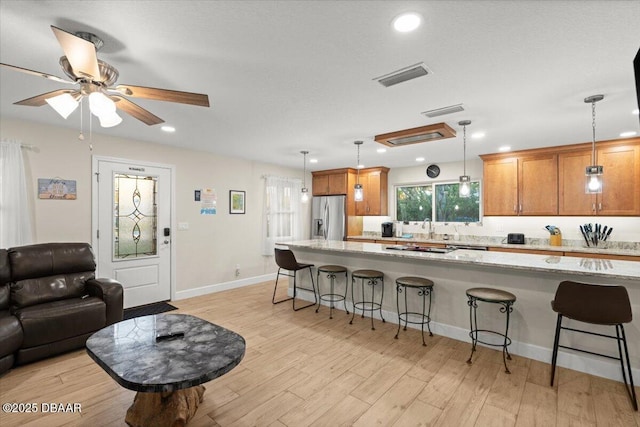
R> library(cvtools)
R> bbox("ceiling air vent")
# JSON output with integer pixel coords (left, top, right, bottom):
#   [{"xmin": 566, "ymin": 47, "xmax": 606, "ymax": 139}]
[
  {"xmin": 373, "ymin": 62, "xmax": 431, "ymax": 87},
  {"xmin": 375, "ymin": 123, "xmax": 456, "ymax": 147},
  {"xmin": 421, "ymin": 104, "xmax": 465, "ymax": 118}
]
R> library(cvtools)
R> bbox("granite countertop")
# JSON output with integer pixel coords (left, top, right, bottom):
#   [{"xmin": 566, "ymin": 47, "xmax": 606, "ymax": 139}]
[
  {"xmin": 346, "ymin": 235, "xmax": 640, "ymax": 257},
  {"xmin": 282, "ymin": 240, "xmax": 640, "ymax": 281}
]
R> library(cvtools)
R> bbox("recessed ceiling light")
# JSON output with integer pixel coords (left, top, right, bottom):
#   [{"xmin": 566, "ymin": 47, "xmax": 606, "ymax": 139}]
[
  {"xmin": 392, "ymin": 12, "xmax": 422, "ymax": 33},
  {"xmin": 377, "ymin": 148, "xmax": 387, "ymax": 153},
  {"xmin": 309, "ymin": 158, "xmax": 318, "ymax": 163},
  {"xmin": 416, "ymin": 157, "xmax": 425, "ymax": 162},
  {"xmin": 471, "ymin": 132, "xmax": 485, "ymax": 139},
  {"xmin": 620, "ymin": 131, "xmax": 638, "ymax": 137},
  {"xmin": 633, "ymin": 109, "xmax": 639, "ymax": 115},
  {"xmin": 498, "ymin": 145, "xmax": 511, "ymax": 152},
  {"xmin": 161, "ymin": 125, "xmax": 175, "ymax": 133}
]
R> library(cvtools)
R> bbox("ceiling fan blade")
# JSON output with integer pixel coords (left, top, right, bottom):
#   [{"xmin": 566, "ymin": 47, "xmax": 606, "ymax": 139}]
[
  {"xmin": 111, "ymin": 95, "xmax": 164, "ymax": 125},
  {"xmin": 1, "ymin": 63, "xmax": 75, "ymax": 84},
  {"xmin": 14, "ymin": 89, "xmax": 78, "ymax": 107},
  {"xmin": 51, "ymin": 25, "xmax": 100, "ymax": 80},
  {"xmin": 115, "ymin": 84, "xmax": 210, "ymax": 107}
]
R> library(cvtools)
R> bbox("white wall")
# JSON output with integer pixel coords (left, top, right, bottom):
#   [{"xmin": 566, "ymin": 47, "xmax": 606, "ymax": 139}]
[
  {"xmin": 1, "ymin": 118, "xmax": 311, "ymax": 295},
  {"xmin": 362, "ymin": 160, "xmax": 640, "ymax": 244}
]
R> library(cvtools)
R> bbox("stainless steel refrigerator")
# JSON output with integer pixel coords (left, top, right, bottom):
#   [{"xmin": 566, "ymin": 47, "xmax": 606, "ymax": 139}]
[{"xmin": 311, "ymin": 195, "xmax": 346, "ymax": 240}]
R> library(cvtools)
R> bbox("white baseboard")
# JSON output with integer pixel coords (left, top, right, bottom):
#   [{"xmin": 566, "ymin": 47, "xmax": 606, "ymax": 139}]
[
  {"xmin": 292, "ymin": 288, "xmax": 639, "ymax": 384},
  {"xmin": 174, "ymin": 273, "xmax": 276, "ymax": 300}
]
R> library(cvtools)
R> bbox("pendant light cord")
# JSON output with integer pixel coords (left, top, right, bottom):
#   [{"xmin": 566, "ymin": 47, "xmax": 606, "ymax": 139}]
[
  {"xmin": 591, "ymin": 99, "xmax": 597, "ymax": 165},
  {"xmin": 356, "ymin": 142, "xmax": 360, "ymax": 184},
  {"xmin": 463, "ymin": 124, "xmax": 467, "ymax": 176}
]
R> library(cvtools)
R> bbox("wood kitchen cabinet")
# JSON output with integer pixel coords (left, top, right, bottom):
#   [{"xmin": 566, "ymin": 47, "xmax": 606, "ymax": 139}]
[
  {"xmin": 482, "ymin": 154, "xmax": 557, "ymax": 215},
  {"xmin": 354, "ymin": 167, "xmax": 389, "ymax": 216},
  {"xmin": 558, "ymin": 140, "xmax": 640, "ymax": 216},
  {"xmin": 483, "ymin": 137, "xmax": 640, "ymax": 217},
  {"xmin": 311, "ymin": 168, "xmax": 352, "ymax": 196}
]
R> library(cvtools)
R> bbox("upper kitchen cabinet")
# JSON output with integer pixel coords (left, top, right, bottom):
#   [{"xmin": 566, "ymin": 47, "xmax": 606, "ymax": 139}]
[
  {"xmin": 311, "ymin": 168, "xmax": 353, "ymax": 196},
  {"xmin": 597, "ymin": 142, "xmax": 640, "ymax": 215},
  {"xmin": 482, "ymin": 157, "xmax": 518, "ymax": 215},
  {"xmin": 482, "ymin": 153, "xmax": 557, "ymax": 215},
  {"xmin": 484, "ymin": 137, "xmax": 640, "ymax": 217},
  {"xmin": 558, "ymin": 140, "xmax": 640, "ymax": 216},
  {"xmin": 354, "ymin": 167, "xmax": 389, "ymax": 216}
]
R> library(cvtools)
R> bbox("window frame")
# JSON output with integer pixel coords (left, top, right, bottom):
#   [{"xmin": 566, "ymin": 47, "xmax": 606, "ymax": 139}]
[{"xmin": 393, "ymin": 179, "xmax": 483, "ymax": 224}]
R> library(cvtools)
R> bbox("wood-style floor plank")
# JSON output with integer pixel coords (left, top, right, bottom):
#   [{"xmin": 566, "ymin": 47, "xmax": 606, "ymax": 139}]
[{"xmin": 0, "ymin": 280, "xmax": 637, "ymax": 427}]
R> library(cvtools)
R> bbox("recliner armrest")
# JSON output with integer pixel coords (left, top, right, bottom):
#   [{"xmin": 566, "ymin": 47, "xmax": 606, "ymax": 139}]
[{"xmin": 85, "ymin": 278, "xmax": 124, "ymax": 326}]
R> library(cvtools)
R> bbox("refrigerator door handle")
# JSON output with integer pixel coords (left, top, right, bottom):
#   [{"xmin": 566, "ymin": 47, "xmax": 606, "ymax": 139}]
[{"xmin": 323, "ymin": 202, "xmax": 329, "ymax": 239}]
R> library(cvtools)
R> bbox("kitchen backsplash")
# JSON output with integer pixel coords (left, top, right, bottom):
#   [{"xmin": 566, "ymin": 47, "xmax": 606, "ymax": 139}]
[{"xmin": 361, "ymin": 215, "xmax": 640, "ymax": 251}]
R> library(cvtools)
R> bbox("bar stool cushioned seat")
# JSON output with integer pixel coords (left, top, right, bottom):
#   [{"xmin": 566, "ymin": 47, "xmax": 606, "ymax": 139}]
[
  {"xmin": 550, "ymin": 280, "xmax": 637, "ymax": 410},
  {"xmin": 466, "ymin": 287, "xmax": 516, "ymax": 373},
  {"xmin": 395, "ymin": 276, "xmax": 434, "ymax": 346},
  {"xmin": 350, "ymin": 269, "xmax": 385, "ymax": 330},
  {"xmin": 272, "ymin": 248, "xmax": 317, "ymax": 311},
  {"xmin": 315, "ymin": 265, "xmax": 349, "ymax": 319}
]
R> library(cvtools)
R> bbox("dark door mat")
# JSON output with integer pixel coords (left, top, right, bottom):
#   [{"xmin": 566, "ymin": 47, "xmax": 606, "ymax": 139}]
[{"xmin": 123, "ymin": 301, "xmax": 178, "ymax": 320}]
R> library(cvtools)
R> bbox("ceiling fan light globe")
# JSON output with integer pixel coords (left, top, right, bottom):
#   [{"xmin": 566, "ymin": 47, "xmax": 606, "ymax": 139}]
[
  {"xmin": 99, "ymin": 111, "xmax": 123, "ymax": 128},
  {"xmin": 45, "ymin": 93, "xmax": 78, "ymax": 119},
  {"xmin": 89, "ymin": 91, "xmax": 116, "ymax": 117}
]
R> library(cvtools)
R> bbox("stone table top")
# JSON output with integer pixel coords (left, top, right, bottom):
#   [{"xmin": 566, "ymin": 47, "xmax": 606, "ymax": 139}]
[{"xmin": 86, "ymin": 314, "xmax": 245, "ymax": 393}]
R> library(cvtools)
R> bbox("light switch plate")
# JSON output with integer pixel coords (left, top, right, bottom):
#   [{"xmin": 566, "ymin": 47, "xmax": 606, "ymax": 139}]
[{"xmin": 178, "ymin": 222, "xmax": 189, "ymax": 231}]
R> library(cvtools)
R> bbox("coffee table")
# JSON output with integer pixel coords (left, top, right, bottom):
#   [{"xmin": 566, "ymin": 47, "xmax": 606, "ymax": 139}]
[{"xmin": 86, "ymin": 314, "xmax": 245, "ymax": 427}]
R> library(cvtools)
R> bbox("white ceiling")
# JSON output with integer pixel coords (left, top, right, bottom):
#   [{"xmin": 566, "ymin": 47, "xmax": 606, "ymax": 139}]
[{"xmin": 1, "ymin": 1, "xmax": 639, "ymax": 172}]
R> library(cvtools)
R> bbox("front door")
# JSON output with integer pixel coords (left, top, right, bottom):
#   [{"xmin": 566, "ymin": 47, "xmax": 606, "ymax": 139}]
[{"xmin": 93, "ymin": 157, "xmax": 172, "ymax": 308}]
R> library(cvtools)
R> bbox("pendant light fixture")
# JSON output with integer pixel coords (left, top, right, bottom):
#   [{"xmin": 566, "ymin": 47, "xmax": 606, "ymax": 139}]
[
  {"xmin": 584, "ymin": 95, "xmax": 604, "ymax": 194},
  {"xmin": 300, "ymin": 150, "xmax": 309, "ymax": 203},
  {"xmin": 458, "ymin": 120, "xmax": 471, "ymax": 198},
  {"xmin": 354, "ymin": 141, "xmax": 364, "ymax": 202}
]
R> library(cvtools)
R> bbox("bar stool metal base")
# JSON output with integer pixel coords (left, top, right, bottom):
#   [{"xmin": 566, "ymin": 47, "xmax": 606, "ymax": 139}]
[
  {"xmin": 315, "ymin": 265, "xmax": 349, "ymax": 319},
  {"xmin": 466, "ymin": 287, "xmax": 516, "ymax": 374},
  {"xmin": 394, "ymin": 277, "xmax": 434, "ymax": 346},
  {"xmin": 350, "ymin": 270, "xmax": 385, "ymax": 330}
]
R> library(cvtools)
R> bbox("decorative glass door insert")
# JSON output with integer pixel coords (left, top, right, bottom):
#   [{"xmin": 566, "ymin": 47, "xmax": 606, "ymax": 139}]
[{"xmin": 113, "ymin": 173, "xmax": 158, "ymax": 259}]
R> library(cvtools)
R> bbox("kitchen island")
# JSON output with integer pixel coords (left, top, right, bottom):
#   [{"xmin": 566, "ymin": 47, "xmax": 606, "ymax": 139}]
[{"xmin": 277, "ymin": 239, "xmax": 640, "ymax": 382}]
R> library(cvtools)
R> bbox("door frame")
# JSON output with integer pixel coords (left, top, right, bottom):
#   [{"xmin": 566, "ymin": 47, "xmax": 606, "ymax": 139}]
[{"xmin": 91, "ymin": 155, "xmax": 177, "ymax": 303}]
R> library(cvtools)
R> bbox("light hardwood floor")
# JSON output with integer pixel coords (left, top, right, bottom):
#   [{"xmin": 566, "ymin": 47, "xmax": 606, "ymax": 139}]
[{"xmin": 1, "ymin": 281, "xmax": 638, "ymax": 426}]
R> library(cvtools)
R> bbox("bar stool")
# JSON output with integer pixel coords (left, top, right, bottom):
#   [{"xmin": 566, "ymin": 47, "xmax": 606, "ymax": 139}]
[
  {"xmin": 350, "ymin": 269, "xmax": 385, "ymax": 330},
  {"xmin": 272, "ymin": 248, "xmax": 317, "ymax": 311},
  {"xmin": 550, "ymin": 280, "xmax": 637, "ymax": 411},
  {"xmin": 394, "ymin": 277, "xmax": 434, "ymax": 346},
  {"xmin": 466, "ymin": 287, "xmax": 516, "ymax": 374},
  {"xmin": 315, "ymin": 265, "xmax": 349, "ymax": 319}
]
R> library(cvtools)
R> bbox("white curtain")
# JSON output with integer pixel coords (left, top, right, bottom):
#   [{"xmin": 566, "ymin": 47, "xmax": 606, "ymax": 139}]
[
  {"xmin": 0, "ymin": 139, "xmax": 33, "ymax": 248},
  {"xmin": 262, "ymin": 175, "xmax": 302, "ymax": 255}
]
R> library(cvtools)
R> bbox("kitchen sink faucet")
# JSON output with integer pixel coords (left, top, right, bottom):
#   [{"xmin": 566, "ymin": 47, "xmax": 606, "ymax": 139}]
[{"xmin": 422, "ymin": 219, "xmax": 434, "ymax": 239}]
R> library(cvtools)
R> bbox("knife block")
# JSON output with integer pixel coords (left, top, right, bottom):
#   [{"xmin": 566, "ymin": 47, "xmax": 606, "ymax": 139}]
[{"xmin": 549, "ymin": 234, "xmax": 562, "ymax": 246}]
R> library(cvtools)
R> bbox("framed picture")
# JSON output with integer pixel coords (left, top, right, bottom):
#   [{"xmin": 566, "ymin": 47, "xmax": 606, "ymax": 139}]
[
  {"xmin": 38, "ymin": 178, "xmax": 77, "ymax": 200},
  {"xmin": 229, "ymin": 190, "xmax": 246, "ymax": 214}
]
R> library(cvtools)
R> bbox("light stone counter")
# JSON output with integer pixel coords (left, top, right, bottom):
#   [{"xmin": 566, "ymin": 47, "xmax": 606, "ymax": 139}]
[
  {"xmin": 348, "ymin": 234, "xmax": 640, "ymax": 257},
  {"xmin": 277, "ymin": 239, "xmax": 640, "ymax": 382}
]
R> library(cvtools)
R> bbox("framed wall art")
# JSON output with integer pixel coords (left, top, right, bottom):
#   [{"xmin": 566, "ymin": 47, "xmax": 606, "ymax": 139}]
[{"xmin": 229, "ymin": 190, "xmax": 245, "ymax": 214}]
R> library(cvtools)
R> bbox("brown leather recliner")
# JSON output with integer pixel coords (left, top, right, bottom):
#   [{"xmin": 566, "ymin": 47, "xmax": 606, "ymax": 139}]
[{"xmin": 0, "ymin": 242, "xmax": 123, "ymax": 375}]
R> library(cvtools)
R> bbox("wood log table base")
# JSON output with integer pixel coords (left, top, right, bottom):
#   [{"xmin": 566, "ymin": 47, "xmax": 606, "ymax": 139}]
[{"xmin": 125, "ymin": 385, "xmax": 205, "ymax": 427}]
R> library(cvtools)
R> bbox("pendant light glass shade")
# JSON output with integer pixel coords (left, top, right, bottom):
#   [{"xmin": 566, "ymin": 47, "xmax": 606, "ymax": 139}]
[
  {"xmin": 584, "ymin": 95, "xmax": 604, "ymax": 194},
  {"xmin": 300, "ymin": 150, "xmax": 309, "ymax": 203},
  {"xmin": 458, "ymin": 120, "xmax": 471, "ymax": 198},
  {"xmin": 45, "ymin": 93, "xmax": 79, "ymax": 119},
  {"xmin": 354, "ymin": 183, "xmax": 364, "ymax": 201},
  {"xmin": 354, "ymin": 141, "xmax": 364, "ymax": 201}
]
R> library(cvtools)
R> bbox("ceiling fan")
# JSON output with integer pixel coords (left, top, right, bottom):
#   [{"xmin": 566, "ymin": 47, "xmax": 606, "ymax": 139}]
[{"xmin": 1, "ymin": 25, "xmax": 209, "ymax": 127}]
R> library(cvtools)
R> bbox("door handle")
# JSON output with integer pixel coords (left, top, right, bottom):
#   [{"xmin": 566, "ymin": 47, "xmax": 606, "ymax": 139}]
[{"xmin": 164, "ymin": 240, "xmax": 170, "ymax": 244}]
